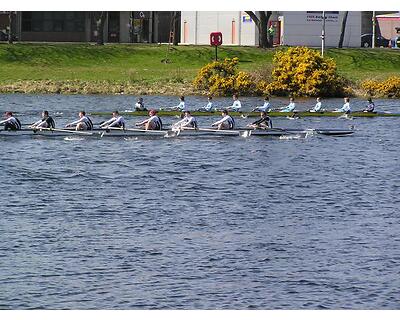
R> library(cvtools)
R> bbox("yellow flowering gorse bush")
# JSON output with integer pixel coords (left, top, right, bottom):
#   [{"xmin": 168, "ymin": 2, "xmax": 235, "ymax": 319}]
[
  {"xmin": 193, "ymin": 58, "xmax": 257, "ymax": 96},
  {"xmin": 361, "ymin": 76, "xmax": 400, "ymax": 98},
  {"xmin": 266, "ymin": 47, "xmax": 347, "ymax": 97}
]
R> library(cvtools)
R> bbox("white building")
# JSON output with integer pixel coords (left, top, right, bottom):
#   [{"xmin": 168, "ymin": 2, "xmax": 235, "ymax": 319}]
[{"xmin": 181, "ymin": 11, "xmax": 362, "ymax": 47}]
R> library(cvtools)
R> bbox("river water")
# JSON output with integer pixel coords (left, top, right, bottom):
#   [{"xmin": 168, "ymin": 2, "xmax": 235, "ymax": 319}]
[{"xmin": 0, "ymin": 94, "xmax": 400, "ymax": 309}]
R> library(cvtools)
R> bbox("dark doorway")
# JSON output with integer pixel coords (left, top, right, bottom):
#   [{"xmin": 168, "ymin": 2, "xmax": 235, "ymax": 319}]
[{"xmin": 108, "ymin": 12, "xmax": 120, "ymax": 43}]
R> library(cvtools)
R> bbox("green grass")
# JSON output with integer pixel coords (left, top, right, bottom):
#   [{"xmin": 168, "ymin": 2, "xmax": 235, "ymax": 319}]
[
  {"xmin": 0, "ymin": 43, "xmax": 399, "ymax": 84},
  {"xmin": 0, "ymin": 43, "xmax": 274, "ymax": 83}
]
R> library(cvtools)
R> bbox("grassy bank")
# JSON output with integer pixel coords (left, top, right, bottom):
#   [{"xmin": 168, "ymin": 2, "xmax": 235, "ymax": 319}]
[{"xmin": 0, "ymin": 43, "xmax": 399, "ymax": 95}]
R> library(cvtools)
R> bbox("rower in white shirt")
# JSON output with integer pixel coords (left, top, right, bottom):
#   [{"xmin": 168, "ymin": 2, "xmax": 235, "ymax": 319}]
[
  {"xmin": 136, "ymin": 109, "xmax": 163, "ymax": 130},
  {"xmin": 135, "ymin": 97, "xmax": 147, "ymax": 111},
  {"xmin": 172, "ymin": 111, "xmax": 198, "ymax": 129},
  {"xmin": 162, "ymin": 96, "xmax": 186, "ymax": 111},
  {"xmin": 226, "ymin": 94, "xmax": 241, "ymax": 111},
  {"xmin": 279, "ymin": 97, "xmax": 296, "ymax": 112},
  {"xmin": 197, "ymin": 96, "xmax": 214, "ymax": 111},
  {"xmin": 65, "ymin": 111, "xmax": 93, "ymax": 130},
  {"xmin": 212, "ymin": 110, "xmax": 235, "ymax": 130},
  {"xmin": 309, "ymin": 97, "xmax": 323, "ymax": 112},
  {"xmin": 100, "ymin": 111, "xmax": 126, "ymax": 129},
  {"xmin": 0, "ymin": 111, "xmax": 21, "ymax": 130},
  {"xmin": 252, "ymin": 97, "xmax": 271, "ymax": 112},
  {"xmin": 333, "ymin": 97, "xmax": 351, "ymax": 113}
]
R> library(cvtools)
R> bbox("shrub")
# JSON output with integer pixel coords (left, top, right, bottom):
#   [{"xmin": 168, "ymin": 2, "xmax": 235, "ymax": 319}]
[
  {"xmin": 266, "ymin": 47, "xmax": 348, "ymax": 97},
  {"xmin": 361, "ymin": 76, "xmax": 400, "ymax": 98},
  {"xmin": 193, "ymin": 58, "xmax": 258, "ymax": 96}
]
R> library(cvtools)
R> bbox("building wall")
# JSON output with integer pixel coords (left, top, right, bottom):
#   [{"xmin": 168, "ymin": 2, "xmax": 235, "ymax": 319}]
[
  {"xmin": 280, "ymin": 11, "xmax": 361, "ymax": 47},
  {"xmin": 181, "ymin": 11, "xmax": 257, "ymax": 45}
]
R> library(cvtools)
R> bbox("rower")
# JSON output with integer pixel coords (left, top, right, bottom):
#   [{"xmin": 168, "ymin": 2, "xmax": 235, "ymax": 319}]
[
  {"xmin": 135, "ymin": 97, "xmax": 147, "ymax": 111},
  {"xmin": 100, "ymin": 111, "xmax": 126, "ymax": 129},
  {"xmin": 197, "ymin": 96, "xmax": 214, "ymax": 112},
  {"xmin": 279, "ymin": 97, "xmax": 296, "ymax": 112},
  {"xmin": 30, "ymin": 110, "xmax": 56, "ymax": 129},
  {"xmin": 0, "ymin": 111, "xmax": 21, "ymax": 130},
  {"xmin": 212, "ymin": 110, "xmax": 235, "ymax": 130},
  {"xmin": 65, "ymin": 111, "xmax": 93, "ymax": 130},
  {"xmin": 309, "ymin": 97, "xmax": 323, "ymax": 112},
  {"xmin": 172, "ymin": 111, "xmax": 198, "ymax": 129},
  {"xmin": 363, "ymin": 97, "xmax": 375, "ymax": 112},
  {"xmin": 252, "ymin": 97, "xmax": 271, "ymax": 112},
  {"xmin": 162, "ymin": 96, "xmax": 186, "ymax": 111},
  {"xmin": 248, "ymin": 111, "xmax": 272, "ymax": 129},
  {"xmin": 226, "ymin": 94, "xmax": 241, "ymax": 112},
  {"xmin": 333, "ymin": 97, "xmax": 351, "ymax": 113},
  {"xmin": 136, "ymin": 109, "xmax": 163, "ymax": 130}
]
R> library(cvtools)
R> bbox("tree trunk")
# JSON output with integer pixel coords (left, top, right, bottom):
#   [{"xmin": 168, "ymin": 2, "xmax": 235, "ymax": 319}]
[
  {"xmin": 338, "ymin": 11, "xmax": 349, "ymax": 48},
  {"xmin": 173, "ymin": 11, "xmax": 179, "ymax": 46},
  {"xmin": 8, "ymin": 12, "xmax": 13, "ymax": 44},
  {"xmin": 245, "ymin": 11, "xmax": 272, "ymax": 48},
  {"xmin": 96, "ymin": 12, "xmax": 106, "ymax": 45}
]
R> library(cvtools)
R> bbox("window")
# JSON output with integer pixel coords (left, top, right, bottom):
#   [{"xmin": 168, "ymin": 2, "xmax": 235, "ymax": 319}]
[{"xmin": 21, "ymin": 12, "xmax": 85, "ymax": 32}]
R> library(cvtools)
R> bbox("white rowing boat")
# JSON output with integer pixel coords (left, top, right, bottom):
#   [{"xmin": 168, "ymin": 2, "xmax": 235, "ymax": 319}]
[{"xmin": 0, "ymin": 127, "xmax": 354, "ymax": 138}]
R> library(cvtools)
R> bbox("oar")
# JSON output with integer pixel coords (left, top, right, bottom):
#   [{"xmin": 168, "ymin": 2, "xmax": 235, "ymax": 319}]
[
  {"xmin": 182, "ymin": 127, "xmax": 240, "ymax": 134},
  {"xmin": 104, "ymin": 126, "xmax": 165, "ymax": 133},
  {"xmin": 34, "ymin": 127, "xmax": 94, "ymax": 135}
]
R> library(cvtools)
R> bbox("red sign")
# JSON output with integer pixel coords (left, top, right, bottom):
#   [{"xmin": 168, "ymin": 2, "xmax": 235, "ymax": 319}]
[{"xmin": 210, "ymin": 32, "xmax": 223, "ymax": 46}]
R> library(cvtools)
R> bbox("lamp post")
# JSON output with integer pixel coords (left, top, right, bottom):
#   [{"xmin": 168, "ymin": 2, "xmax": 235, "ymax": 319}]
[
  {"xmin": 372, "ymin": 11, "xmax": 376, "ymax": 48},
  {"xmin": 321, "ymin": 11, "xmax": 326, "ymax": 57}
]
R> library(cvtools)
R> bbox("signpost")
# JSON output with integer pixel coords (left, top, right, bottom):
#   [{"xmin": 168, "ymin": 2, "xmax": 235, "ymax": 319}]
[
  {"xmin": 321, "ymin": 11, "xmax": 326, "ymax": 57},
  {"xmin": 210, "ymin": 32, "xmax": 223, "ymax": 61}
]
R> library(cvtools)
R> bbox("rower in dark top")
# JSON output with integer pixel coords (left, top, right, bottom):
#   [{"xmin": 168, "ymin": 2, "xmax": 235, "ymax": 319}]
[
  {"xmin": 249, "ymin": 111, "xmax": 273, "ymax": 129},
  {"xmin": 0, "ymin": 111, "xmax": 21, "ymax": 130},
  {"xmin": 363, "ymin": 98, "xmax": 375, "ymax": 112},
  {"xmin": 30, "ymin": 110, "xmax": 55, "ymax": 129}
]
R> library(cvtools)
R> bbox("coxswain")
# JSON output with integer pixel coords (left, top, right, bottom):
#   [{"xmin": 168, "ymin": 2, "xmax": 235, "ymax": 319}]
[
  {"xmin": 0, "ymin": 111, "xmax": 21, "ymax": 130},
  {"xmin": 252, "ymin": 97, "xmax": 271, "ymax": 112},
  {"xmin": 100, "ymin": 111, "xmax": 126, "ymax": 129},
  {"xmin": 136, "ymin": 109, "xmax": 163, "ymax": 130},
  {"xmin": 279, "ymin": 97, "xmax": 296, "ymax": 112},
  {"xmin": 172, "ymin": 111, "xmax": 198, "ymax": 129},
  {"xmin": 309, "ymin": 97, "xmax": 323, "ymax": 112},
  {"xmin": 363, "ymin": 97, "xmax": 375, "ymax": 112},
  {"xmin": 212, "ymin": 110, "xmax": 235, "ymax": 130},
  {"xmin": 226, "ymin": 94, "xmax": 242, "ymax": 112},
  {"xmin": 135, "ymin": 97, "xmax": 147, "ymax": 111},
  {"xmin": 30, "ymin": 110, "xmax": 56, "ymax": 129},
  {"xmin": 334, "ymin": 97, "xmax": 351, "ymax": 113},
  {"xmin": 65, "ymin": 111, "xmax": 93, "ymax": 130},
  {"xmin": 248, "ymin": 111, "xmax": 272, "ymax": 129}
]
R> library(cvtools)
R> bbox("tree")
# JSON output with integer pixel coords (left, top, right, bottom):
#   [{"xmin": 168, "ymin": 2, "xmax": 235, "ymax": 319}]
[
  {"xmin": 171, "ymin": 11, "xmax": 179, "ymax": 46},
  {"xmin": 245, "ymin": 11, "xmax": 272, "ymax": 48},
  {"xmin": 95, "ymin": 12, "xmax": 107, "ymax": 45},
  {"xmin": 8, "ymin": 11, "xmax": 14, "ymax": 44},
  {"xmin": 338, "ymin": 11, "xmax": 349, "ymax": 48}
]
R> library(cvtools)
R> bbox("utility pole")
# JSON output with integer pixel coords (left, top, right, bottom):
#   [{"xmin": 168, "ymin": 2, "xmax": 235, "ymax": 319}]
[
  {"xmin": 372, "ymin": 11, "xmax": 376, "ymax": 48},
  {"xmin": 321, "ymin": 11, "xmax": 326, "ymax": 57}
]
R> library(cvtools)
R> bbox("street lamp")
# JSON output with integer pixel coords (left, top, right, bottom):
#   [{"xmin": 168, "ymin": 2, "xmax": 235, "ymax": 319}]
[{"xmin": 321, "ymin": 11, "xmax": 326, "ymax": 57}]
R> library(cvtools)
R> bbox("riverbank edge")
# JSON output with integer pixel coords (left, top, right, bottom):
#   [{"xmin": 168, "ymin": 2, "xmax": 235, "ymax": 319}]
[{"xmin": 0, "ymin": 79, "xmax": 384, "ymax": 98}]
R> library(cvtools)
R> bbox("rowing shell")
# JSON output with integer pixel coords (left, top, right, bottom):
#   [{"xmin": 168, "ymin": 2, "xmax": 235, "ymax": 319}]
[
  {"xmin": 0, "ymin": 128, "xmax": 354, "ymax": 138},
  {"xmin": 89, "ymin": 110, "xmax": 400, "ymax": 118}
]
